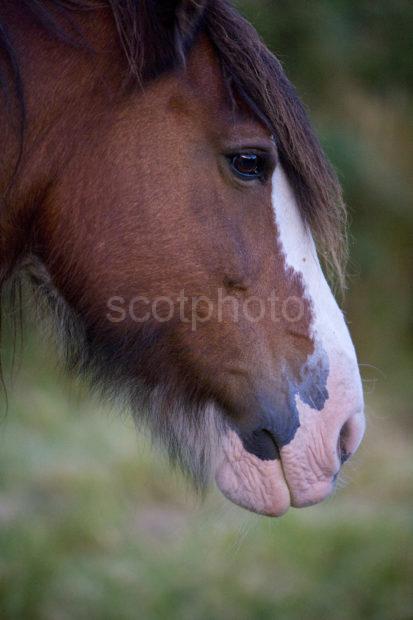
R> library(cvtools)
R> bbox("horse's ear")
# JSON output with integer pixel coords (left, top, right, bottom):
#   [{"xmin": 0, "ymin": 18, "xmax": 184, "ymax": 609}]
[
  {"xmin": 146, "ymin": 1, "xmax": 209, "ymax": 77},
  {"xmin": 117, "ymin": 0, "xmax": 209, "ymax": 81},
  {"xmin": 157, "ymin": 0, "xmax": 208, "ymax": 60},
  {"xmin": 173, "ymin": 0, "xmax": 209, "ymax": 43}
]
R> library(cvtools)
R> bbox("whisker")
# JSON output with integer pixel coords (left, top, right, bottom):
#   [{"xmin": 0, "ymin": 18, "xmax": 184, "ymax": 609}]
[{"xmin": 358, "ymin": 363, "xmax": 387, "ymax": 379}]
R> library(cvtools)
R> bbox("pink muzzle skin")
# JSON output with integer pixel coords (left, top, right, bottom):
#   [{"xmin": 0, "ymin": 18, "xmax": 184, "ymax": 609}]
[{"xmin": 215, "ymin": 353, "xmax": 365, "ymax": 517}]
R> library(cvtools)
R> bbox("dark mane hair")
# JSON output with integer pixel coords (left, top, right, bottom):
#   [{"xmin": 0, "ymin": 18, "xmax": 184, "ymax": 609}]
[{"xmin": 0, "ymin": 0, "xmax": 347, "ymax": 287}]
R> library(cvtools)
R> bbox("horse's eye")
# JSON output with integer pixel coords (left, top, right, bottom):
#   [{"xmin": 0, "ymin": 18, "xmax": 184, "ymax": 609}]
[{"xmin": 230, "ymin": 153, "xmax": 265, "ymax": 180}]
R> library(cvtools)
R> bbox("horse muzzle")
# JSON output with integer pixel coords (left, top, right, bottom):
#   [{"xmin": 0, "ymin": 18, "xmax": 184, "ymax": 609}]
[{"xmin": 214, "ymin": 359, "xmax": 365, "ymax": 517}]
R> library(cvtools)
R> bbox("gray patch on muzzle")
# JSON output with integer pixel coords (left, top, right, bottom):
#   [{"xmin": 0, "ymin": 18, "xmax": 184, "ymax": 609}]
[{"xmin": 236, "ymin": 348, "xmax": 329, "ymax": 460}]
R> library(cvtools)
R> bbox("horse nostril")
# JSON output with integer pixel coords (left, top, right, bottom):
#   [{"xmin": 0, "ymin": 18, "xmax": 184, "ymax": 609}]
[
  {"xmin": 262, "ymin": 429, "xmax": 280, "ymax": 459},
  {"xmin": 338, "ymin": 420, "xmax": 352, "ymax": 465},
  {"xmin": 241, "ymin": 428, "xmax": 280, "ymax": 460}
]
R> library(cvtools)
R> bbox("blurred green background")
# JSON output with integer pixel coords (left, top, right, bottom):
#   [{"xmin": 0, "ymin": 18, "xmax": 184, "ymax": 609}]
[{"xmin": 1, "ymin": 1, "xmax": 412, "ymax": 619}]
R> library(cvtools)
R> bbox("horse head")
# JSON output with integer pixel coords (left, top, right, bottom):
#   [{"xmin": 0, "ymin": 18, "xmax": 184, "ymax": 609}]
[{"xmin": 0, "ymin": 0, "xmax": 365, "ymax": 516}]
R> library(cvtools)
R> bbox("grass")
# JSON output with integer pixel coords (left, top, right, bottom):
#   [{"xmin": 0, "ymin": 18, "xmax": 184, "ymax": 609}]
[{"xmin": 0, "ymin": 329, "xmax": 412, "ymax": 620}]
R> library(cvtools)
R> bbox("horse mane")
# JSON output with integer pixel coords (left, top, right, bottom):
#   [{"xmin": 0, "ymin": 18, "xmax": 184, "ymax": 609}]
[{"xmin": 0, "ymin": 0, "xmax": 347, "ymax": 289}]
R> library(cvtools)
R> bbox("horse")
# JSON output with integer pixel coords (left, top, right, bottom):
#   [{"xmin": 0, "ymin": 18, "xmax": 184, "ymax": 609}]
[{"xmin": 0, "ymin": 0, "xmax": 365, "ymax": 517}]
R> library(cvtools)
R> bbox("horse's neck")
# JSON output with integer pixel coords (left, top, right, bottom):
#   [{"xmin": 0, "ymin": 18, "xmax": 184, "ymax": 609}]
[{"xmin": 0, "ymin": 7, "xmax": 122, "ymax": 276}]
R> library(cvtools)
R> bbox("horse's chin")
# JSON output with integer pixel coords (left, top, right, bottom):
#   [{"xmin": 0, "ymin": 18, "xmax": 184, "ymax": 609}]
[{"xmin": 214, "ymin": 430, "xmax": 291, "ymax": 517}]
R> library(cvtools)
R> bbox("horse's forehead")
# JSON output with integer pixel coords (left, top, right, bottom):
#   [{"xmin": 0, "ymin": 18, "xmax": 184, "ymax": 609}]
[
  {"xmin": 158, "ymin": 35, "xmax": 269, "ymax": 139},
  {"xmin": 185, "ymin": 35, "xmax": 229, "ymax": 107}
]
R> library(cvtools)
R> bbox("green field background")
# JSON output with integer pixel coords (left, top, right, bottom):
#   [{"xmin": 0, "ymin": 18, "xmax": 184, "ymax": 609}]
[{"xmin": 1, "ymin": 1, "xmax": 412, "ymax": 619}]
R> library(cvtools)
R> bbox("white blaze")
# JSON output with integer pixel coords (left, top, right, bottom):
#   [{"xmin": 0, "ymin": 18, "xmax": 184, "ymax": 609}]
[
  {"xmin": 271, "ymin": 165, "xmax": 365, "ymax": 507},
  {"xmin": 271, "ymin": 165, "xmax": 357, "ymax": 359}
]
